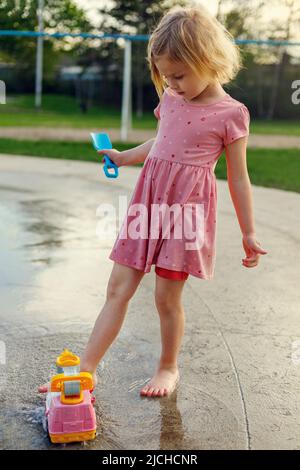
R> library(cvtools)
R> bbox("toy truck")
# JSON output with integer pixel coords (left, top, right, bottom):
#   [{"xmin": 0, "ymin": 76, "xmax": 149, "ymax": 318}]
[{"xmin": 43, "ymin": 349, "xmax": 97, "ymax": 444}]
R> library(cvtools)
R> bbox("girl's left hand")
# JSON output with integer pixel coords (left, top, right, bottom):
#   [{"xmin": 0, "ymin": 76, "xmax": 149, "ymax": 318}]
[{"xmin": 242, "ymin": 234, "xmax": 268, "ymax": 268}]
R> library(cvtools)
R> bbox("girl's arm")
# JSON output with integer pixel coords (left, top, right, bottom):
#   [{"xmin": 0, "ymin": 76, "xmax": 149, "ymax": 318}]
[
  {"xmin": 225, "ymin": 136, "xmax": 255, "ymax": 236},
  {"xmin": 225, "ymin": 136, "xmax": 268, "ymax": 266},
  {"xmin": 97, "ymin": 137, "xmax": 156, "ymax": 168},
  {"xmin": 98, "ymin": 120, "xmax": 159, "ymax": 167},
  {"xmin": 122, "ymin": 119, "xmax": 160, "ymax": 166},
  {"xmin": 121, "ymin": 138, "xmax": 156, "ymax": 166}
]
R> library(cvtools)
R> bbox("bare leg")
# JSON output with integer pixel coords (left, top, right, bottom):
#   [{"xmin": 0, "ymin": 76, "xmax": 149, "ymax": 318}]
[
  {"xmin": 38, "ymin": 262, "xmax": 145, "ymax": 392},
  {"xmin": 140, "ymin": 275, "xmax": 186, "ymax": 398},
  {"xmin": 80, "ymin": 262, "xmax": 145, "ymax": 384}
]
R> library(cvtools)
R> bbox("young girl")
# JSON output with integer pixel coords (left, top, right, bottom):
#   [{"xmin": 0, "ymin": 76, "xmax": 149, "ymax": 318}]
[{"xmin": 39, "ymin": 5, "xmax": 267, "ymax": 399}]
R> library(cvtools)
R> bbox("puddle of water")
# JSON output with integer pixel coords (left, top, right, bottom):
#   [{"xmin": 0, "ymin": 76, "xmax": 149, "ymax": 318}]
[{"xmin": 0, "ymin": 182, "xmax": 245, "ymax": 450}]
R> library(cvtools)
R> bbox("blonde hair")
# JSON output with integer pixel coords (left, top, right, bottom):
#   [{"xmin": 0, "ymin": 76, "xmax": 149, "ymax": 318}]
[{"xmin": 147, "ymin": 4, "xmax": 243, "ymax": 98}]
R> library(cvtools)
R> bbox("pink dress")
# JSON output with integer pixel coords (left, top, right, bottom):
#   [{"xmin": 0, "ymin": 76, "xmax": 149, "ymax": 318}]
[{"xmin": 109, "ymin": 86, "xmax": 250, "ymax": 280}]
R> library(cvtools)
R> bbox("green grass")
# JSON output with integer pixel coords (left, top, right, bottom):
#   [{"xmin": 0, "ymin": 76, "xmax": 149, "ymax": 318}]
[
  {"xmin": 0, "ymin": 94, "xmax": 156, "ymax": 129},
  {"xmin": 0, "ymin": 94, "xmax": 299, "ymax": 135},
  {"xmin": 0, "ymin": 138, "xmax": 299, "ymax": 193},
  {"xmin": 250, "ymin": 121, "xmax": 300, "ymax": 136},
  {"xmin": 0, "ymin": 138, "xmax": 131, "ymax": 162}
]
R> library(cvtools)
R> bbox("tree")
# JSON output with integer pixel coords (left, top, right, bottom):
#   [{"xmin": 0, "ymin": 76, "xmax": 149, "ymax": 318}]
[
  {"xmin": 94, "ymin": 0, "xmax": 190, "ymax": 116},
  {"xmin": 0, "ymin": 0, "xmax": 91, "ymax": 89},
  {"xmin": 218, "ymin": 0, "xmax": 300, "ymax": 119},
  {"xmin": 266, "ymin": 0, "xmax": 300, "ymax": 119}
]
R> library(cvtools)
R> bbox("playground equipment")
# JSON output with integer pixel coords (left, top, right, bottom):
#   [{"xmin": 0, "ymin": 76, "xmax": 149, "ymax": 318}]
[
  {"xmin": 42, "ymin": 349, "xmax": 97, "ymax": 444},
  {"xmin": 90, "ymin": 132, "xmax": 119, "ymax": 178}
]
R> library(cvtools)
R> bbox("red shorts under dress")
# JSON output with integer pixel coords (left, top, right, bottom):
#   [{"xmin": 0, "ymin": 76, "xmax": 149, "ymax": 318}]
[{"xmin": 155, "ymin": 266, "xmax": 189, "ymax": 280}]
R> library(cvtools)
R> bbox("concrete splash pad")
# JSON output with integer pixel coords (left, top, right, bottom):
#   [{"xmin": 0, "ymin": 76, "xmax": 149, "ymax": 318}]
[{"xmin": 0, "ymin": 154, "xmax": 299, "ymax": 450}]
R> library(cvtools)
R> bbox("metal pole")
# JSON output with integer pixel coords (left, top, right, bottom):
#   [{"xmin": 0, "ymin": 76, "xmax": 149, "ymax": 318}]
[
  {"xmin": 35, "ymin": 0, "xmax": 44, "ymax": 108},
  {"xmin": 121, "ymin": 39, "xmax": 132, "ymax": 141}
]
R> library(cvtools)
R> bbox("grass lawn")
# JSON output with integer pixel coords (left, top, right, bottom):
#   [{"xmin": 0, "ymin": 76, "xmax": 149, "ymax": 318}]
[
  {"xmin": 0, "ymin": 94, "xmax": 299, "ymax": 136},
  {"xmin": 0, "ymin": 138, "xmax": 299, "ymax": 193}
]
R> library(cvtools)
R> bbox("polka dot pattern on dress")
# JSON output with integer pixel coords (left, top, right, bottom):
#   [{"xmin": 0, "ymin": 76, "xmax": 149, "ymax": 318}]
[{"xmin": 109, "ymin": 87, "xmax": 250, "ymax": 280}]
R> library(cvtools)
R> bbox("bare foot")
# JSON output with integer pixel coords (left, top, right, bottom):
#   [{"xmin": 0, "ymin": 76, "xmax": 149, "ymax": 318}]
[
  {"xmin": 140, "ymin": 367, "xmax": 179, "ymax": 398},
  {"xmin": 90, "ymin": 372, "xmax": 98, "ymax": 391},
  {"xmin": 37, "ymin": 372, "xmax": 98, "ymax": 393}
]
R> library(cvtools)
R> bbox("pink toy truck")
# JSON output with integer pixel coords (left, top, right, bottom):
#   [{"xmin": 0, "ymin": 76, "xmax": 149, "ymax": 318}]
[{"xmin": 42, "ymin": 349, "xmax": 97, "ymax": 444}]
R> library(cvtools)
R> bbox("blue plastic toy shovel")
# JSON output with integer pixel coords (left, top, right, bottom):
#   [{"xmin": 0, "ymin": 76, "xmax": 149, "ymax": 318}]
[{"xmin": 90, "ymin": 132, "xmax": 119, "ymax": 178}]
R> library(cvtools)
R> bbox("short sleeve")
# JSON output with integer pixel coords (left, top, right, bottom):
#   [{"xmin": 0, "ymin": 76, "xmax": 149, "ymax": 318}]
[
  {"xmin": 153, "ymin": 101, "xmax": 161, "ymax": 120},
  {"xmin": 223, "ymin": 104, "xmax": 250, "ymax": 146}
]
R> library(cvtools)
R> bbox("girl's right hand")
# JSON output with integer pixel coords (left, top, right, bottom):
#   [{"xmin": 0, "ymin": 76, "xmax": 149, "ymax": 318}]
[{"xmin": 97, "ymin": 148, "xmax": 124, "ymax": 168}]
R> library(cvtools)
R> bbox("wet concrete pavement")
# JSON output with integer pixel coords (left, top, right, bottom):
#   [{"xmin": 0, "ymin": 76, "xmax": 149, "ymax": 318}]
[{"xmin": 0, "ymin": 153, "xmax": 300, "ymax": 450}]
